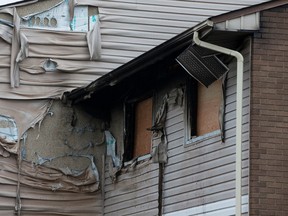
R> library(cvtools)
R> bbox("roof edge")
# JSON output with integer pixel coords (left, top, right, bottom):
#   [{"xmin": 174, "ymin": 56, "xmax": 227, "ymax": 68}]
[{"xmin": 66, "ymin": 20, "xmax": 213, "ymax": 102}]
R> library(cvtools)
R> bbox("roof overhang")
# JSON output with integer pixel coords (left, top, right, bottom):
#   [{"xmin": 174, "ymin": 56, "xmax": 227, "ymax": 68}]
[
  {"xmin": 66, "ymin": 0, "xmax": 288, "ymax": 104},
  {"xmin": 65, "ymin": 20, "xmax": 214, "ymax": 103},
  {"xmin": 66, "ymin": 29, "xmax": 252, "ymax": 105}
]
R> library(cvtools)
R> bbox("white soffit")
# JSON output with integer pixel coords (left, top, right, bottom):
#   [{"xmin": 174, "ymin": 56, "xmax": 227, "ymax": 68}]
[{"xmin": 214, "ymin": 12, "xmax": 260, "ymax": 31}]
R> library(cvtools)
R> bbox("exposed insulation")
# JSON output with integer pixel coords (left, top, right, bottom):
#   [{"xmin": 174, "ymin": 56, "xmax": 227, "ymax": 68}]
[
  {"xmin": 0, "ymin": 99, "xmax": 52, "ymax": 153},
  {"xmin": 2, "ymin": 155, "xmax": 99, "ymax": 192}
]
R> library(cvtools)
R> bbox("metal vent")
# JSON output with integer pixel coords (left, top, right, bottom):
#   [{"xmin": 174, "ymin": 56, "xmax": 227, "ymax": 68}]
[{"xmin": 176, "ymin": 44, "xmax": 229, "ymax": 87}]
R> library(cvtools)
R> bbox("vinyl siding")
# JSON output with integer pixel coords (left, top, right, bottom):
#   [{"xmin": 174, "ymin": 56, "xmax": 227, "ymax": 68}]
[
  {"xmin": 94, "ymin": 0, "xmax": 268, "ymax": 72},
  {"xmin": 163, "ymin": 39, "xmax": 251, "ymax": 215},
  {"xmin": 103, "ymin": 39, "xmax": 251, "ymax": 215},
  {"xmin": 104, "ymin": 161, "xmax": 159, "ymax": 216},
  {"xmin": 0, "ymin": 156, "xmax": 103, "ymax": 216}
]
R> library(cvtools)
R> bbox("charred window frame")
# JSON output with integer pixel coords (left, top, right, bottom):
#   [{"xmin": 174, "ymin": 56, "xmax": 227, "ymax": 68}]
[
  {"xmin": 123, "ymin": 95, "xmax": 153, "ymax": 162},
  {"xmin": 185, "ymin": 78, "xmax": 198, "ymax": 140},
  {"xmin": 185, "ymin": 78, "xmax": 222, "ymax": 145}
]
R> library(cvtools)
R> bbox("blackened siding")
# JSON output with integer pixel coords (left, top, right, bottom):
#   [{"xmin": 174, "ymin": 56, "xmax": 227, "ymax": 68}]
[{"xmin": 104, "ymin": 40, "xmax": 251, "ymax": 215}]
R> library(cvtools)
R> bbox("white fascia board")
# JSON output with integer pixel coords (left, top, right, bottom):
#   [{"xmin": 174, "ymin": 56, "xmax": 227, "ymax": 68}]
[{"xmin": 214, "ymin": 12, "xmax": 260, "ymax": 31}]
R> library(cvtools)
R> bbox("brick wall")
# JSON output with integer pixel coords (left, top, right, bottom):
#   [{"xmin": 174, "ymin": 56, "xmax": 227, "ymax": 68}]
[{"xmin": 250, "ymin": 5, "xmax": 288, "ymax": 216}]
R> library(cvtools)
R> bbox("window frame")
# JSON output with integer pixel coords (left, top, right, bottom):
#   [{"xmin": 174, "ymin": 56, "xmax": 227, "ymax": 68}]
[
  {"xmin": 184, "ymin": 78, "xmax": 222, "ymax": 146},
  {"xmin": 123, "ymin": 94, "xmax": 154, "ymax": 163}
]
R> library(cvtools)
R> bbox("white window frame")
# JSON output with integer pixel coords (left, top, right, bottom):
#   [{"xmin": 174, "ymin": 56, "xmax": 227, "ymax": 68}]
[{"xmin": 184, "ymin": 80, "xmax": 222, "ymax": 146}]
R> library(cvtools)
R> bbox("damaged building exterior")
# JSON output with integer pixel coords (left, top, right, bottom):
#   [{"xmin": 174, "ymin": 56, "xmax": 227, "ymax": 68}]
[
  {"xmin": 0, "ymin": 0, "xmax": 104, "ymax": 215},
  {"xmin": 0, "ymin": 0, "xmax": 287, "ymax": 216}
]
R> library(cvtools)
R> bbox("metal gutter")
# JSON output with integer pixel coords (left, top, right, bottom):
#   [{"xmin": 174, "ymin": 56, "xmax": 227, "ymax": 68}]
[{"xmin": 193, "ymin": 31, "xmax": 244, "ymax": 216}]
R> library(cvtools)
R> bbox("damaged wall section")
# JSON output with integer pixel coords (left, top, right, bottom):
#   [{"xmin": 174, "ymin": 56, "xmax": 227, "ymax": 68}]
[
  {"xmin": 0, "ymin": 0, "xmax": 103, "ymax": 100},
  {"xmin": 0, "ymin": 100, "xmax": 107, "ymax": 215},
  {"xmin": 0, "ymin": 1, "xmax": 106, "ymax": 215},
  {"xmin": 22, "ymin": 100, "xmax": 105, "ymax": 191},
  {"xmin": 0, "ymin": 156, "xmax": 103, "ymax": 216}
]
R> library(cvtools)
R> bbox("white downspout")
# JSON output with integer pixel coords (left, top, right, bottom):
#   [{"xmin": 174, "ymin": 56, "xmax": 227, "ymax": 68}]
[{"xmin": 193, "ymin": 31, "xmax": 244, "ymax": 216}]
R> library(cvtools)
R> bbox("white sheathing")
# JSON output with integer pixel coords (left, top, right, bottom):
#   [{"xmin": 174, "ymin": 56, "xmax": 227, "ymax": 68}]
[
  {"xmin": 21, "ymin": 0, "xmax": 89, "ymax": 32},
  {"xmin": 163, "ymin": 40, "xmax": 251, "ymax": 215},
  {"xmin": 93, "ymin": 0, "xmax": 268, "ymax": 71},
  {"xmin": 104, "ymin": 161, "xmax": 159, "ymax": 216}
]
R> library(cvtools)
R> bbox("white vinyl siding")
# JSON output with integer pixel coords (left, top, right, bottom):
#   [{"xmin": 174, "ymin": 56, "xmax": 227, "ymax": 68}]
[
  {"xmin": 94, "ymin": 0, "xmax": 268, "ymax": 73},
  {"xmin": 162, "ymin": 40, "xmax": 251, "ymax": 215}
]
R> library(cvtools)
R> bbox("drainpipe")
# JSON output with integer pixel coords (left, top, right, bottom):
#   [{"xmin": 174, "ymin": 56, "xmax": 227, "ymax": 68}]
[{"xmin": 193, "ymin": 31, "xmax": 244, "ymax": 216}]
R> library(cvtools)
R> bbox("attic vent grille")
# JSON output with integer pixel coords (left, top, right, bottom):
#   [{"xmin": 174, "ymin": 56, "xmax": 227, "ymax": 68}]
[{"xmin": 176, "ymin": 44, "xmax": 229, "ymax": 87}]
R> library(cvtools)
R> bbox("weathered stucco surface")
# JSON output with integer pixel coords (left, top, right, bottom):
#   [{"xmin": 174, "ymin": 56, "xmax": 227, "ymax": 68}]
[{"xmin": 22, "ymin": 100, "xmax": 105, "ymax": 172}]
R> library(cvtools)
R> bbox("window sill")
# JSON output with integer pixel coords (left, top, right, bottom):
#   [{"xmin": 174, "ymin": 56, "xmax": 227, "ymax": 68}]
[
  {"xmin": 185, "ymin": 129, "xmax": 221, "ymax": 147},
  {"xmin": 123, "ymin": 153, "xmax": 152, "ymax": 167}
]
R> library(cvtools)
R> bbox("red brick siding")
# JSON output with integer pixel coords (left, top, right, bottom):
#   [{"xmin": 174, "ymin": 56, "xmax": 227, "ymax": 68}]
[{"xmin": 250, "ymin": 6, "xmax": 288, "ymax": 216}]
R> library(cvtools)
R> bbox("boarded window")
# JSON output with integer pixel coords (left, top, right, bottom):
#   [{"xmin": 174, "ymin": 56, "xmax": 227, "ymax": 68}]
[
  {"xmin": 197, "ymin": 80, "xmax": 222, "ymax": 136},
  {"xmin": 133, "ymin": 97, "xmax": 152, "ymax": 158},
  {"xmin": 124, "ymin": 96, "xmax": 153, "ymax": 161},
  {"xmin": 186, "ymin": 79, "xmax": 222, "ymax": 140}
]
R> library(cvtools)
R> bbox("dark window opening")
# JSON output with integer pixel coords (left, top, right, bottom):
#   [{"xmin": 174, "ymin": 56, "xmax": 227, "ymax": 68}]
[{"xmin": 124, "ymin": 96, "xmax": 153, "ymax": 162}]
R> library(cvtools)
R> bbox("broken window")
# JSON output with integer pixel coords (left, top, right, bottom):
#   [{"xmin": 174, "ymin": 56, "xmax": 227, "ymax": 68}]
[
  {"xmin": 185, "ymin": 78, "xmax": 222, "ymax": 143},
  {"xmin": 124, "ymin": 96, "xmax": 153, "ymax": 162}
]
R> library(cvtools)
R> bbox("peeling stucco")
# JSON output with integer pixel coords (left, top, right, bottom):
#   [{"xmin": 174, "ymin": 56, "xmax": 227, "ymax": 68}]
[{"xmin": 22, "ymin": 101, "xmax": 105, "ymax": 173}]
